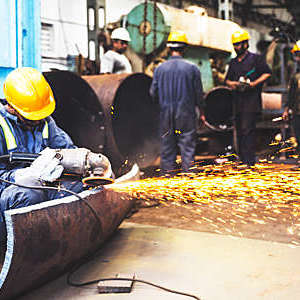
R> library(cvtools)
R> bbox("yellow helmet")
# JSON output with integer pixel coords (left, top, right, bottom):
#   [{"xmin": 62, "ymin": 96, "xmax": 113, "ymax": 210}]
[
  {"xmin": 231, "ymin": 29, "xmax": 251, "ymax": 44},
  {"xmin": 167, "ymin": 31, "xmax": 188, "ymax": 45},
  {"xmin": 291, "ymin": 40, "xmax": 300, "ymax": 53},
  {"xmin": 3, "ymin": 67, "xmax": 56, "ymax": 121}
]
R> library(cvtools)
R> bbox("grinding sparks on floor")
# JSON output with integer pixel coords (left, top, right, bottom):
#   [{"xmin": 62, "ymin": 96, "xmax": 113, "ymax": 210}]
[{"xmin": 110, "ymin": 162, "xmax": 300, "ymax": 246}]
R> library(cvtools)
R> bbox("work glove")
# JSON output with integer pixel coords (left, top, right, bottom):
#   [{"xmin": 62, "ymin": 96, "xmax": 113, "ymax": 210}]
[
  {"xmin": 15, "ymin": 148, "xmax": 64, "ymax": 184},
  {"xmin": 14, "ymin": 167, "xmax": 41, "ymax": 186}
]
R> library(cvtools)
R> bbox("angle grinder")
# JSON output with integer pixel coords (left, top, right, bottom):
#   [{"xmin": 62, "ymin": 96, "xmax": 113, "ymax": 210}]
[{"xmin": 0, "ymin": 149, "xmax": 114, "ymax": 186}]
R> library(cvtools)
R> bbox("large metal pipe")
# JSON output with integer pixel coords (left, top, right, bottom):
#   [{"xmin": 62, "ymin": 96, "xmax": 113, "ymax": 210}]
[
  {"xmin": 204, "ymin": 86, "xmax": 283, "ymax": 132},
  {"xmin": 0, "ymin": 180, "xmax": 138, "ymax": 300},
  {"xmin": 44, "ymin": 71, "xmax": 160, "ymax": 175},
  {"xmin": 204, "ymin": 86, "xmax": 233, "ymax": 132}
]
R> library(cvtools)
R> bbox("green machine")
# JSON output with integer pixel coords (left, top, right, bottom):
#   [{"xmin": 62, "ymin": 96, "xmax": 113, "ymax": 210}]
[
  {"xmin": 126, "ymin": 2, "xmax": 220, "ymax": 92},
  {"xmin": 126, "ymin": 2, "xmax": 170, "ymax": 56}
]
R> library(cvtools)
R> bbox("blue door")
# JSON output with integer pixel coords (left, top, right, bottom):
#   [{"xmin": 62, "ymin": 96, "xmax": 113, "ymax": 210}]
[{"xmin": 0, "ymin": 0, "xmax": 40, "ymax": 98}]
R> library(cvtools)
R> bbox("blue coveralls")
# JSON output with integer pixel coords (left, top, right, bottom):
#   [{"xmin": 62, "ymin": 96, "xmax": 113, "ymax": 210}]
[
  {"xmin": 0, "ymin": 104, "xmax": 84, "ymax": 240},
  {"xmin": 150, "ymin": 56, "xmax": 204, "ymax": 173},
  {"xmin": 225, "ymin": 52, "xmax": 271, "ymax": 165}
]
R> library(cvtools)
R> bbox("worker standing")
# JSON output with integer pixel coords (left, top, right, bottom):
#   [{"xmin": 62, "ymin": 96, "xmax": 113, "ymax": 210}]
[
  {"xmin": 150, "ymin": 31, "xmax": 205, "ymax": 174},
  {"xmin": 0, "ymin": 67, "xmax": 111, "ymax": 242},
  {"xmin": 225, "ymin": 29, "xmax": 271, "ymax": 166},
  {"xmin": 282, "ymin": 41, "xmax": 300, "ymax": 153},
  {"xmin": 100, "ymin": 27, "xmax": 132, "ymax": 74}
]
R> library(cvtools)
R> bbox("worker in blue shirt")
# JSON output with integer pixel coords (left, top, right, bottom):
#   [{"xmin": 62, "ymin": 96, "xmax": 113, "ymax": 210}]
[
  {"xmin": 0, "ymin": 67, "xmax": 111, "ymax": 241},
  {"xmin": 150, "ymin": 31, "xmax": 205, "ymax": 174},
  {"xmin": 225, "ymin": 29, "xmax": 271, "ymax": 166}
]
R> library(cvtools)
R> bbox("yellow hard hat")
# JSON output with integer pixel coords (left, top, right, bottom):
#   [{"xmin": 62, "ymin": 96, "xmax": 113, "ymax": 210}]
[
  {"xmin": 167, "ymin": 31, "xmax": 188, "ymax": 44},
  {"xmin": 291, "ymin": 40, "xmax": 300, "ymax": 53},
  {"xmin": 231, "ymin": 29, "xmax": 251, "ymax": 44},
  {"xmin": 3, "ymin": 67, "xmax": 56, "ymax": 121}
]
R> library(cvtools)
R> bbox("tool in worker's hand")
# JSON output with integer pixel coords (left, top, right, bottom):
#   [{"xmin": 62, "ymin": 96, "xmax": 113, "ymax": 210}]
[{"xmin": 0, "ymin": 148, "xmax": 114, "ymax": 186}]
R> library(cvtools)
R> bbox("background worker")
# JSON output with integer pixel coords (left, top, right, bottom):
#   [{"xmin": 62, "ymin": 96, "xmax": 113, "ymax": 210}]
[
  {"xmin": 150, "ymin": 31, "xmax": 205, "ymax": 174},
  {"xmin": 282, "ymin": 41, "xmax": 300, "ymax": 153},
  {"xmin": 225, "ymin": 29, "xmax": 271, "ymax": 166},
  {"xmin": 0, "ymin": 67, "xmax": 111, "ymax": 241},
  {"xmin": 100, "ymin": 27, "xmax": 132, "ymax": 74}
]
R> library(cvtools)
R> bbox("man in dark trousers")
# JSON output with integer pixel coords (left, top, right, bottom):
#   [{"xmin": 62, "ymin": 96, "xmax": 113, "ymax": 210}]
[
  {"xmin": 225, "ymin": 29, "xmax": 271, "ymax": 166},
  {"xmin": 150, "ymin": 31, "xmax": 205, "ymax": 174},
  {"xmin": 282, "ymin": 41, "xmax": 300, "ymax": 152}
]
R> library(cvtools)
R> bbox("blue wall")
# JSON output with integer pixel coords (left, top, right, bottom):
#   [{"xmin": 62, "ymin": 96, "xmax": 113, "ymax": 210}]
[{"xmin": 0, "ymin": 0, "xmax": 40, "ymax": 98}]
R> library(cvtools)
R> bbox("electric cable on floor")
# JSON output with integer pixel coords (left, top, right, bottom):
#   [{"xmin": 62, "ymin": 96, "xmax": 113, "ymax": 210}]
[{"xmin": 67, "ymin": 258, "xmax": 202, "ymax": 300}]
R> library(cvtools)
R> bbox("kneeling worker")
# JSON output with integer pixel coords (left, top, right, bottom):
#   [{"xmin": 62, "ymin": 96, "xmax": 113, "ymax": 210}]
[{"xmin": 0, "ymin": 67, "xmax": 112, "ymax": 241}]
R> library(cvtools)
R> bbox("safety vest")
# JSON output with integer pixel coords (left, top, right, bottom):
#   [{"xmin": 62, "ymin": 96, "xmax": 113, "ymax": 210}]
[{"xmin": 0, "ymin": 115, "xmax": 49, "ymax": 151}]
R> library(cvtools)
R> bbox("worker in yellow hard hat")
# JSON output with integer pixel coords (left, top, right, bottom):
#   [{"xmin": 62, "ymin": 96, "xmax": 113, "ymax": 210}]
[
  {"xmin": 0, "ymin": 67, "xmax": 111, "ymax": 243},
  {"xmin": 282, "ymin": 41, "xmax": 300, "ymax": 154},
  {"xmin": 225, "ymin": 28, "xmax": 272, "ymax": 166},
  {"xmin": 150, "ymin": 31, "xmax": 205, "ymax": 174}
]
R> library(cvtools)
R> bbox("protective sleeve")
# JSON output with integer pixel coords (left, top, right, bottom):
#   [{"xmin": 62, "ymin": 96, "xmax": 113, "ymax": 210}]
[{"xmin": 47, "ymin": 117, "xmax": 77, "ymax": 149}]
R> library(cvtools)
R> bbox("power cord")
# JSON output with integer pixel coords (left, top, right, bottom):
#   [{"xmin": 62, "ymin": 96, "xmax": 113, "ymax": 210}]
[
  {"xmin": 66, "ymin": 248, "xmax": 202, "ymax": 300},
  {"xmin": 67, "ymin": 269, "xmax": 202, "ymax": 300}
]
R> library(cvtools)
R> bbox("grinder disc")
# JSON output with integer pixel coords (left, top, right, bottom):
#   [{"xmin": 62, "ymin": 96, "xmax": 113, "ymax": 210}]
[{"xmin": 82, "ymin": 176, "xmax": 114, "ymax": 186}]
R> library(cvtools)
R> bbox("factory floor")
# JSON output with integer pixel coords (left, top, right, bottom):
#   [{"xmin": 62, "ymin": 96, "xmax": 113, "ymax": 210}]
[{"xmin": 18, "ymin": 222, "xmax": 300, "ymax": 300}]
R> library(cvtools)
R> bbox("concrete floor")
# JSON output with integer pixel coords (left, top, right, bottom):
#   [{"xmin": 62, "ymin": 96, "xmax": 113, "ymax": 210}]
[{"xmin": 18, "ymin": 222, "xmax": 300, "ymax": 300}]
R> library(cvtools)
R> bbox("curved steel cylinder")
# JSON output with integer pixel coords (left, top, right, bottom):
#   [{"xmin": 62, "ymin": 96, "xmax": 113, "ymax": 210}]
[
  {"xmin": 44, "ymin": 71, "xmax": 160, "ymax": 175},
  {"xmin": 0, "ymin": 187, "xmax": 136, "ymax": 300},
  {"xmin": 204, "ymin": 86, "xmax": 233, "ymax": 132},
  {"xmin": 204, "ymin": 86, "xmax": 284, "ymax": 133}
]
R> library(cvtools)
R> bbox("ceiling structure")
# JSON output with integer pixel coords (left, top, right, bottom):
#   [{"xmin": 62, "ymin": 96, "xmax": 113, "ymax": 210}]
[{"xmin": 174, "ymin": 0, "xmax": 299, "ymax": 40}]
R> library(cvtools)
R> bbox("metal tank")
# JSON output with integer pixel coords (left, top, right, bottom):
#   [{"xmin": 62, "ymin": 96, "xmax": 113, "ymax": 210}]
[
  {"xmin": 126, "ymin": 2, "xmax": 241, "ymax": 92},
  {"xmin": 44, "ymin": 71, "xmax": 160, "ymax": 175},
  {"xmin": 202, "ymin": 86, "xmax": 284, "ymax": 154}
]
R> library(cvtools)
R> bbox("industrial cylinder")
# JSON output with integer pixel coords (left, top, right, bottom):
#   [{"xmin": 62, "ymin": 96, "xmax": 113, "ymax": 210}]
[
  {"xmin": 204, "ymin": 86, "xmax": 283, "ymax": 132},
  {"xmin": 204, "ymin": 86, "xmax": 233, "ymax": 132},
  {"xmin": 44, "ymin": 71, "xmax": 160, "ymax": 175},
  {"xmin": 126, "ymin": 2, "xmax": 240, "ymax": 55}
]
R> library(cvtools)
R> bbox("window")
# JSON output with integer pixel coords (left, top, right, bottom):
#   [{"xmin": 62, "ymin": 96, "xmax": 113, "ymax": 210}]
[{"xmin": 41, "ymin": 23, "xmax": 54, "ymax": 55}]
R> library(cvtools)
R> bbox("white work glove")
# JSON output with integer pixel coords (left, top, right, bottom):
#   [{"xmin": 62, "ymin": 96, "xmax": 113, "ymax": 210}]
[
  {"xmin": 15, "ymin": 148, "xmax": 64, "ymax": 184},
  {"xmin": 31, "ymin": 148, "xmax": 64, "ymax": 182},
  {"xmin": 14, "ymin": 167, "xmax": 41, "ymax": 186}
]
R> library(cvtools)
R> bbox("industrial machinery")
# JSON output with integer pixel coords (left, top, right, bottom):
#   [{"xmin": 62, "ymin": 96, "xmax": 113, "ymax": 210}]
[{"xmin": 126, "ymin": 1, "xmax": 240, "ymax": 92}]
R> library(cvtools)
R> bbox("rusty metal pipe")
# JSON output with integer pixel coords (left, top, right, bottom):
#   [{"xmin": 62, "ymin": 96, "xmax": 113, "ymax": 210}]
[
  {"xmin": 203, "ymin": 86, "xmax": 284, "ymax": 132},
  {"xmin": 204, "ymin": 86, "xmax": 234, "ymax": 132},
  {"xmin": 44, "ymin": 72, "xmax": 160, "ymax": 175},
  {"xmin": 0, "ymin": 188, "xmax": 135, "ymax": 300}
]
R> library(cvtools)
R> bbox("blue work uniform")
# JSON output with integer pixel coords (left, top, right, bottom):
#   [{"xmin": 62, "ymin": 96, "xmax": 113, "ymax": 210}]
[
  {"xmin": 150, "ymin": 56, "xmax": 204, "ymax": 172},
  {"xmin": 0, "ymin": 104, "xmax": 84, "ymax": 240},
  {"xmin": 225, "ymin": 51, "xmax": 271, "ymax": 165}
]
